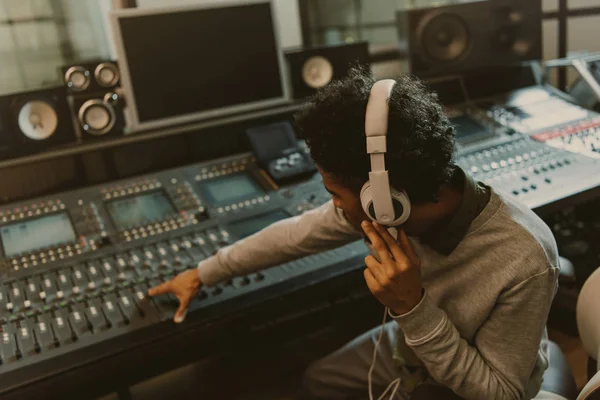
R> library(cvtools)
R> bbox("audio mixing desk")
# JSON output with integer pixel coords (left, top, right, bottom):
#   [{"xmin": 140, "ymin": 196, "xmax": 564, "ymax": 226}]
[
  {"xmin": 451, "ymin": 86, "xmax": 600, "ymax": 215},
  {"xmin": 0, "ymin": 153, "xmax": 371, "ymax": 399}
]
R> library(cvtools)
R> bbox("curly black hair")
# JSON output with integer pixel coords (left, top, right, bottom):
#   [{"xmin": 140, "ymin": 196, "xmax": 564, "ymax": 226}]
[{"xmin": 294, "ymin": 66, "xmax": 457, "ymax": 204}]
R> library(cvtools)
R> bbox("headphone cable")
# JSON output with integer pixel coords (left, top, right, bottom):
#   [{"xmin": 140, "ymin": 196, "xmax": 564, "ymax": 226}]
[{"xmin": 368, "ymin": 306, "xmax": 401, "ymax": 400}]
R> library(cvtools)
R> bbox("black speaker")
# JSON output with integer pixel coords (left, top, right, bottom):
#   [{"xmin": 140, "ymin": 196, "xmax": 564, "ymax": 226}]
[
  {"xmin": 61, "ymin": 60, "xmax": 125, "ymax": 140},
  {"xmin": 285, "ymin": 41, "xmax": 370, "ymax": 99},
  {"xmin": 60, "ymin": 59, "xmax": 120, "ymax": 94},
  {"xmin": 69, "ymin": 89, "xmax": 126, "ymax": 141},
  {"xmin": 489, "ymin": 0, "xmax": 542, "ymax": 58},
  {"xmin": 0, "ymin": 86, "xmax": 77, "ymax": 160},
  {"xmin": 404, "ymin": 0, "xmax": 541, "ymax": 78}
]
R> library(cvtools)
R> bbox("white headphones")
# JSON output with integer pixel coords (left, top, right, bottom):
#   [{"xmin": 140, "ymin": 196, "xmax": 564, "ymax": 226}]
[{"xmin": 359, "ymin": 79, "xmax": 411, "ymax": 227}]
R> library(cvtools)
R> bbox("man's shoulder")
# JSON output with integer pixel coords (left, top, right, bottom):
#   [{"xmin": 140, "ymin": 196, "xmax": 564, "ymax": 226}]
[{"xmin": 472, "ymin": 190, "xmax": 559, "ymax": 281}]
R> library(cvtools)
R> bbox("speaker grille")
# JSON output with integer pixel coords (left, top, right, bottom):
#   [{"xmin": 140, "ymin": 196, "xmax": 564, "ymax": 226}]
[
  {"xmin": 405, "ymin": 0, "xmax": 542, "ymax": 79},
  {"xmin": 418, "ymin": 12, "xmax": 471, "ymax": 63},
  {"xmin": 285, "ymin": 42, "xmax": 370, "ymax": 99}
]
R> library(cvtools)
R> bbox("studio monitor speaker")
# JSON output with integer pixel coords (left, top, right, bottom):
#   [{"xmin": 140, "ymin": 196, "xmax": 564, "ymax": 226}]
[
  {"xmin": 285, "ymin": 41, "xmax": 370, "ymax": 99},
  {"xmin": 0, "ymin": 86, "xmax": 77, "ymax": 159},
  {"xmin": 61, "ymin": 60, "xmax": 126, "ymax": 140},
  {"xmin": 404, "ymin": 0, "xmax": 541, "ymax": 78},
  {"xmin": 70, "ymin": 89, "xmax": 126, "ymax": 141},
  {"xmin": 60, "ymin": 60, "xmax": 120, "ymax": 94}
]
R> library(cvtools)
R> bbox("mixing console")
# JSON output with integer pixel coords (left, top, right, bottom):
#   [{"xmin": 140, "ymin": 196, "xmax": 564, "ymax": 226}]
[
  {"xmin": 447, "ymin": 85, "xmax": 600, "ymax": 211},
  {"xmin": 449, "ymin": 105, "xmax": 516, "ymax": 156},
  {"xmin": 456, "ymin": 136, "xmax": 600, "ymax": 210},
  {"xmin": 486, "ymin": 89, "xmax": 591, "ymax": 134},
  {"xmin": 483, "ymin": 86, "xmax": 600, "ymax": 160},
  {"xmin": 0, "ymin": 152, "xmax": 369, "ymax": 397},
  {"xmin": 530, "ymin": 117, "xmax": 600, "ymax": 160}
]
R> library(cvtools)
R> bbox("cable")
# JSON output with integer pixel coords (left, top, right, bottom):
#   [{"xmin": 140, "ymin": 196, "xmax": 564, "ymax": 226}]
[{"xmin": 368, "ymin": 307, "xmax": 401, "ymax": 400}]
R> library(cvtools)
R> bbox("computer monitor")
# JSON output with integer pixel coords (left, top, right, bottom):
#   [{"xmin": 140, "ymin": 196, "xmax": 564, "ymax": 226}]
[{"xmin": 110, "ymin": 0, "xmax": 289, "ymax": 132}]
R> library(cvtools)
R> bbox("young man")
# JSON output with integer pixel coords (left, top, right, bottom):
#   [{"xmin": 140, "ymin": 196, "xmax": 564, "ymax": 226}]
[{"xmin": 148, "ymin": 68, "xmax": 559, "ymax": 400}]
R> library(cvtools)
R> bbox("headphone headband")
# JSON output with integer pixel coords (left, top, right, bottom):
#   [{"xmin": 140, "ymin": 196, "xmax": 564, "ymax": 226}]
[
  {"xmin": 365, "ymin": 79, "xmax": 396, "ymax": 138},
  {"xmin": 364, "ymin": 80, "xmax": 396, "ymax": 224}
]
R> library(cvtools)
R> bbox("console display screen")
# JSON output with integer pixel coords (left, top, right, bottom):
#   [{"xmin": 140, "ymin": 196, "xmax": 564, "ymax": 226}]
[
  {"xmin": 199, "ymin": 173, "xmax": 265, "ymax": 206},
  {"xmin": 451, "ymin": 115, "xmax": 494, "ymax": 143},
  {"xmin": 105, "ymin": 190, "xmax": 175, "ymax": 230},
  {"xmin": 228, "ymin": 210, "xmax": 289, "ymax": 239},
  {"xmin": 0, "ymin": 212, "xmax": 76, "ymax": 257}
]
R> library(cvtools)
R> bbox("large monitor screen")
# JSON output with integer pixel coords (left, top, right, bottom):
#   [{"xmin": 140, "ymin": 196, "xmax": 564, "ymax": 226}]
[
  {"xmin": 199, "ymin": 173, "xmax": 265, "ymax": 207},
  {"xmin": 0, "ymin": 213, "xmax": 76, "ymax": 257},
  {"xmin": 228, "ymin": 210, "xmax": 289, "ymax": 239},
  {"xmin": 111, "ymin": 1, "xmax": 287, "ymax": 131},
  {"xmin": 105, "ymin": 191, "xmax": 176, "ymax": 230}
]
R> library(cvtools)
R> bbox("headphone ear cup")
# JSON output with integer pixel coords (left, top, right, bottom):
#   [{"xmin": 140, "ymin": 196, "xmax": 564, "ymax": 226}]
[
  {"xmin": 390, "ymin": 187, "xmax": 411, "ymax": 226},
  {"xmin": 360, "ymin": 182, "xmax": 411, "ymax": 226},
  {"xmin": 360, "ymin": 182, "xmax": 376, "ymax": 221}
]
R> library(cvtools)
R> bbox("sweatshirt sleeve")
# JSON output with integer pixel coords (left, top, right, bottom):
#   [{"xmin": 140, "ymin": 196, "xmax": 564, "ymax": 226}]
[
  {"xmin": 197, "ymin": 200, "xmax": 362, "ymax": 286},
  {"xmin": 391, "ymin": 266, "xmax": 559, "ymax": 400}
]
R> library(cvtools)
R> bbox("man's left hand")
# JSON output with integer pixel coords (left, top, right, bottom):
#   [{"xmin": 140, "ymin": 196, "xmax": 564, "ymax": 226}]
[{"xmin": 361, "ymin": 221, "xmax": 423, "ymax": 316}]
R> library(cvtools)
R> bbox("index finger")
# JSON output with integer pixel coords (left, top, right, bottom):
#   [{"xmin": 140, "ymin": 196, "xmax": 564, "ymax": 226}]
[
  {"xmin": 148, "ymin": 280, "xmax": 173, "ymax": 296},
  {"xmin": 361, "ymin": 220, "xmax": 393, "ymax": 263},
  {"xmin": 372, "ymin": 222, "xmax": 409, "ymax": 264}
]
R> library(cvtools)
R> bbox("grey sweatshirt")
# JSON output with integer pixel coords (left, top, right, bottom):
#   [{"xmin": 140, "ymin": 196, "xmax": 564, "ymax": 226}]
[{"xmin": 197, "ymin": 184, "xmax": 559, "ymax": 400}]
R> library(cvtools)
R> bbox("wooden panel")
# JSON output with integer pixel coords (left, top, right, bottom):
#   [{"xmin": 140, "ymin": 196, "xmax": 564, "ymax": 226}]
[{"xmin": 0, "ymin": 156, "xmax": 79, "ymax": 204}]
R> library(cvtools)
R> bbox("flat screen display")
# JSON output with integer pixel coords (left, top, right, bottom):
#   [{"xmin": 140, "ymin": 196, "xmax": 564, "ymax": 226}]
[
  {"xmin": 0, "ymin": 212, "xmax": 76, "ymax": 257},
  {"xmin": 112, "ymin": 1, "xmax": 286, "ymax": 130},
  {"xmin": 451, "ymin": 115, "xmax": 494, "ymax": 143},
  {"xmin": 105, "ymin": 191, "xmax": 175, "ymax": 230},
  {"xmin": 246, "ymin": 121, "xmax": 297, "ymax": 161},
  {"xmin": 228, "ymin": 210, "xmax": 289, "ymax": 239},
  {"xmin": 199, "ymin": 173, "xmax": 265, "ymax": 206}
]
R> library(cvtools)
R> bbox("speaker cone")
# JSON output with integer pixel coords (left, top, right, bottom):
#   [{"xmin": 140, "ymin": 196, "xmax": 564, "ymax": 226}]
[
  {"xmin": 65, "ymin": 66, "xmax": 91, "ymax": 91},
  {"xmin": 17, "ymin": 100, "xmax": 59, "ymax": 141},
  {"xmin": 418, "ymin": 12, "xmax": 470, "ymax": 62},
  {"xmin": 78, "ymin": 99, "xmax": 116, "ymax": 136},
  {"xmin": 491, "ymin": 11, "xmax": 536, "ymax": 56},
  {"xmin": 94, "ymin": 62, "xmax": 120, "ymax": 87},
  {"xmin": 302, "ymin": 56, "xmax": 334, "ymax": 89}
]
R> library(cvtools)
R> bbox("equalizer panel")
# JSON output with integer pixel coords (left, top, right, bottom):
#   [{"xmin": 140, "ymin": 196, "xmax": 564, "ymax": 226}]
[
  {"xmin": 484, "ymin": 86, "xmax": 600, "ymax": 160},
  {"xmin": 0, "ymin": 153, "xmax": 369, "ymax": 398},
  {"xmin": 456, "ymin": 137, "xmax": 600, "ymax": 210},
  {"xmin": 454, "ymin": 85, "xmax": 600, "ymax": 211}
]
